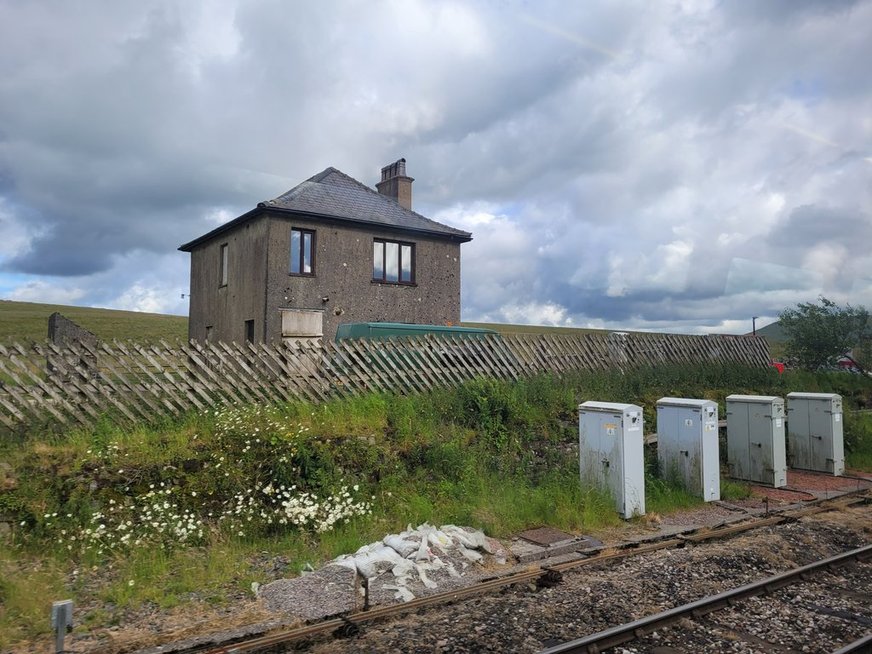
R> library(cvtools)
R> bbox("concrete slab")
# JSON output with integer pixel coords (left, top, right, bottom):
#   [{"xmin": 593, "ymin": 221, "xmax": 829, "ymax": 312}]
[
  {"xmin": 510, "ymin": 539, "xmax": 547, "ymax": 564},
  {"xmin": 518, "ymin": 526, "xmax": 576, "ymax": 547},
  {"xmin": 510, "ymin": 534, "xmax": 603, "ymax": 564},
  {"xmin": 259, "ymin": 563, "xmax": 359, "ymax": 621}
]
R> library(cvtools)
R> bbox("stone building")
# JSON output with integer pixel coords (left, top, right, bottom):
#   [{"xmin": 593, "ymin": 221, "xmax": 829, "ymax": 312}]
[{"xmin": 179, "ymin": 159, "xmax": 472, "ymax": 343}]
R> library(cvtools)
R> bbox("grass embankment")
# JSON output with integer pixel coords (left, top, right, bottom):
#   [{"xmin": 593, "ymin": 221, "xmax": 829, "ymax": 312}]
[
  {"xmin": 0, "ymin": 300, "xmax": 188, "ymax": 344},
  {"xmin": 2, "ymin": 365, "xmax": 872, "ymax": 647}
]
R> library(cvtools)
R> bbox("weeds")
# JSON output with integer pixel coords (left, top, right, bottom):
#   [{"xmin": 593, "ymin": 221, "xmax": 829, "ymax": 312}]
[{"xmin": 2, "ymin": 364, "xmax": 872, "ymax": 648}]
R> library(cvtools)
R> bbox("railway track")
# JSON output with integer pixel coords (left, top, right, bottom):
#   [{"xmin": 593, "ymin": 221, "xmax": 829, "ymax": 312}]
[
  {"xmin": 162, "ymin": 490, "xmax": 872, "ymax": 654},
  {"xmin": 541, "ymin": 543, "xmax": 872, "ymax": 653}
]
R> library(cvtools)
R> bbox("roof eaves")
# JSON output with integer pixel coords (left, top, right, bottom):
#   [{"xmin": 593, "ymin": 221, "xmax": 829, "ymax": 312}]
[
  {"xmin": 266, "ymin": 206, "xmax": 473, "ymax": 242},
  {"xmin": 177, "ymin": 206, "xmax": 264, "ymax": 251}
]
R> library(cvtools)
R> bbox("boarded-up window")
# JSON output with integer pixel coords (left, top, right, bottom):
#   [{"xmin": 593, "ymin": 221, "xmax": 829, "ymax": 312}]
[{"xmin": 280, "ymin": 309, "xmax": 323, "ymax": 338}]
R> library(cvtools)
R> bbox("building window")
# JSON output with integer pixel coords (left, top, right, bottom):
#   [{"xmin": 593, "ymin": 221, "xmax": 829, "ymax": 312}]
[
  {"xmin": 245, "ymin": 319, "xmax": 255, "ymax": 343},
  {"xmin": 373, "ymin": 238, "xmax": 414, "ymax": 284},
  {"xmin": 219, "ymin": 243, "xmax": 228, "ymax": 286},
  {"xmin": 290, "ymin": 228, "xmax": 315, "ymax": 275}
]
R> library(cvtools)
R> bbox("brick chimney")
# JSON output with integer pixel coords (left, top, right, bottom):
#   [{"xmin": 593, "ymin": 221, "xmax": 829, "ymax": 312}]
[{"xmin": 376, "ymin": 158, "xmax": 414, "ymax": 210}]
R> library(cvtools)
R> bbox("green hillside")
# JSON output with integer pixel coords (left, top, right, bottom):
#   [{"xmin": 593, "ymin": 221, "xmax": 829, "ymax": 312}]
[
  {"xmin": 0, "ymin": 300, "xmax": 188, "ymax": 344},
  {"xmin": 753, "ymin": 320, "xmax": 786, "ymax": 342},
  {"xmin": 0, "ymin": 301, "xmax": 762, "ymax": 346}
]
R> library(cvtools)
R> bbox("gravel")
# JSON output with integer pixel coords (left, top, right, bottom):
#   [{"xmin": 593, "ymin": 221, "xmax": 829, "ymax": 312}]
[
  {"xmin": 30, "ymin": 492, "xmax": 870, "ymax": 654},
  {"xmin": 298, "ymin": 505, "xmax": 872, "ymax": 654}
]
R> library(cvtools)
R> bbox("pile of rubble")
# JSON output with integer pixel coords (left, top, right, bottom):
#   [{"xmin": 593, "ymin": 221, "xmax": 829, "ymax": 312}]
[{"xmin": 259, "ymin": 523, "xmax": 509, "ymax": 621}]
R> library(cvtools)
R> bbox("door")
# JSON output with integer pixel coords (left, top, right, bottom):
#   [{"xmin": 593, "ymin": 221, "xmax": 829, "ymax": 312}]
[
  {"xmin": 727, "ymin": 402, "xmax": 751, "ymax": 481},
  {"xmin": 700, "ymin": 404, "xmax": 719, "ymax": 501}
]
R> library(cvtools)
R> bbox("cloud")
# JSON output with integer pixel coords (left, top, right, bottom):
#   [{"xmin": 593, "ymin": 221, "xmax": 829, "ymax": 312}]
[
  {"xmin": 7, "ymin": 280, "xmax": 85, "ymax": 305},
  {"xmin": 0, "ymin": 0, "xmax": 870, "ymax": 331}
]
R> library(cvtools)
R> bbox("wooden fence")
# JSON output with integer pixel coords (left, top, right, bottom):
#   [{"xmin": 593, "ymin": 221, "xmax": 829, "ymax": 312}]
[{"xmin": 0, "ymin": 332, "xmax": 770, "ymax": 434}]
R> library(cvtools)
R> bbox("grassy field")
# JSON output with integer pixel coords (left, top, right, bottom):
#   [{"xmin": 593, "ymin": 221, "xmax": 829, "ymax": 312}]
[
  {"xmin": 0, "ymin": 300, "xmax": 188, "ymax": 344},
  {"xmin": 1, "ymin": 299, "xmax": 783, "ymax": 351}
]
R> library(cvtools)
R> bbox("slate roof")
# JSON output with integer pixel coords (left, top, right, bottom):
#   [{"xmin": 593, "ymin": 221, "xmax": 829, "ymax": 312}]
[{"xmin": 179, "ymin": 166, "xmax": 471, "ymax": 251}]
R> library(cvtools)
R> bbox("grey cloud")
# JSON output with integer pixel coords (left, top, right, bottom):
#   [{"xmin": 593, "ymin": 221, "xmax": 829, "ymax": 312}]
[
  {"xmin": 767, "ymin": 204, "xmax": 872, "ymax": 256},
  {"xmin": 1, "ymin": 0, "xmax": 871, "ymax": 326}
]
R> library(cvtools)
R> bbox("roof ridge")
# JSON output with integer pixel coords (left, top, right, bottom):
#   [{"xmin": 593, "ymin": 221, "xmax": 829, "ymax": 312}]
[
  {"xmin": 314, "ymin": 166, "xmax": 466, "ymax": 231},
  {"xmin": 182, "ymin": 164, "xmax": 472, "ymax": 252}
]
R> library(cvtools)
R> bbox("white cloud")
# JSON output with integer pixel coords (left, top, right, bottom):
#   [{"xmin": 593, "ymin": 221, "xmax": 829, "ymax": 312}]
[
  {"xmin": 112, "ymin": 284, "xmax": 173, "ymax": 314},
  {"xmin": 0, "ymin": 0, "xmax": 870, "ymax": 332},
  {"xmin": 498, "ymin": 301, "xmax": 570, "ymax": 326},
  {"xmin": 7, "ymin": 280, "xmax": 85, "ymax": 305}
]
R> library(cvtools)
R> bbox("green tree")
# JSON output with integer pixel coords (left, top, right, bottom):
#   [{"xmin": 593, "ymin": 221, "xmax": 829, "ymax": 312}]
[
  {"xmin": 853, "ymin": 337, "xmax": 872, "ymax": 371},
  {"xmin": 779, "ymin": 297, "xmax": 871, "ymax": 370}
]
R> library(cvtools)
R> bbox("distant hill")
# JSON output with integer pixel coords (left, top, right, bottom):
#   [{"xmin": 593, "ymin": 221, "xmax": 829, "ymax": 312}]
[
  {"xmin": 0, "ymin": 300, "xmax": 766, "ymax": 347},
  {"xmin": 752, "ymin": 321, "xmax": 786, "ymax": 342},
  {"xmin": 0, "ymin": 300, "xmax": 188, "ymax": 344}
]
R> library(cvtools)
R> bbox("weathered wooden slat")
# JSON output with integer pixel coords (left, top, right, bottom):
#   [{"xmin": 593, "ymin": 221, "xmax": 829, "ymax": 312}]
[
  {"xmin": 0, "ymin": 346, "xmax": 70, "ymax": 426},
  {"xmin": 40, "ymin": 346, "xmax": 108, "ymax": 422},
  {"xmin": 386, "ymin": 337, "xmax": 441, "ymax": 391},
  {"xmin": 362, "ymin": 339, "xmax": 425, "ymax": 395},
  {"xmin": 286, "ymin": 340, "xmax": 332, "ymax": 402},
  {"xmin": 453, "ymin": 336, "xmax": 490, "ymax": 380},
  {"xmin": 63, "ymin": 341, "xmax": 141, "ymax": 424},
  {"xmin": 466, "ymin": 336, "xmax": 496, "ymax": 378},
  {"xmin": 476, "ymin": 334, "xmax": 517, "ymax": 379},
  {"xmin": 255, "ymin": 342, "xmax": 318, "ymax": 402},
  {"xmin": 183, "ymin": 340, "xmax": 247, "ymax": 406},
  {"xmin": 157, "ymin": 339, "xmax": 218, "ymax": 409},
  {"xmin": 338, "ymin": 339, "xmax": 388, "ymax": 394},
  {"xmin": 317, "ymin": 341, "xmax": 362, "ymax": 397},
  {"xmin": 129, "ymin": 342, "xmax": 195, "ymax": 411},
  {"xmin": 424, "ymin": 334, "xmax": 468, "ymax": 386},
  {"xmin": 200, "ymin": 342, "xmax": 258, "ymax": 405},
  {"xmin": 408, "ymin": 336, "xmax": 455, "ymax": 388},
  {"xmin": 353, "ymin": 339, "xmax": 394, "ymax": 393},
  {"xmin": 1, "ymin": 331, "xmax": 774, "ymax": 434},
  {"xmin": 0, "ymin": 390, "xmax": 23, "ymax": 428},
  {"xmin": 143, "ymin": 344, "xmax": 206, "ymax": 411},
  {"xmin": 69, "ymin": 341, "xmax": 153, "ymax": 424},
  {"xmin": 113, "ymin": 340, "xmax": 185, "ymax": 415},
  {"xmin": 81, "ymin": 341, "xmax": 163, "ymax": 420},
  {"xmin": 215, "ymin": 342, "xmax": 271, "ymax": 405},
  {"xmin": 244, "ymin": 342, "xmax": 296, "ymax": 404},
  {"xmin": 164, "ymin": 340, "xmax": 221, "ymax": 408}
]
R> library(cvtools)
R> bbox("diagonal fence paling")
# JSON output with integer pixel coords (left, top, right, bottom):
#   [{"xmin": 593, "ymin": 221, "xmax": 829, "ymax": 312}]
[{"xmin": 0, "ymin": 332, "xmax": 771, "ymax": 433}]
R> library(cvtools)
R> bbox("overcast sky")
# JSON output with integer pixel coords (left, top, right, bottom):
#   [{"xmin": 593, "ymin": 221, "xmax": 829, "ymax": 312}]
[{"xmin": 1, "ymin": 0, "xmax": 870, "ymax": 334}]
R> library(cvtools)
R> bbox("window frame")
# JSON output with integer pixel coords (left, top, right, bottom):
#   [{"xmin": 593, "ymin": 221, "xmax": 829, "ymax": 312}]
[
  {"xmin": 372, "ymin": 238, "xmax": 416, "ymax": 285},
  {"xmin": 289, "ymin": 228, "xmax": 316, "ymax": 276},
  {"xmin": 219, "ymin": 243, "xmax": 228, "ymax": 287}
]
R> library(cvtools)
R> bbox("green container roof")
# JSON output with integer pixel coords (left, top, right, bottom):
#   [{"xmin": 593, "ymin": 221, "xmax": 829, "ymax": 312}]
[{"xmin": 335, "ymin": 322, "xmax": 498, "ymax": 341}]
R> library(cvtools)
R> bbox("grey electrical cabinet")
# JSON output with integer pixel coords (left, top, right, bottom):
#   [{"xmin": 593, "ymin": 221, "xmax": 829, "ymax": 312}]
[
  {"xmin": 786, "ymin": 392, "xmax": 844, "ymax": 476},
  {"xmin": 726, "ymin": 395, "xmax": 787, "ymax": 487},
  {"xmin": 656, "ymin": 398, "xmax": 720, "ymax": 501},
  {"xmin": 579, "ymin": 401, "xmax": 645, "ymax": 519}
]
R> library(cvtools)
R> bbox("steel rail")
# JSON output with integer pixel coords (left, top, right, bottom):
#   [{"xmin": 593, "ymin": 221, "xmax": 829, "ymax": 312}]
[
  {"xmin": 540, "ymin": 543, "xmax": 872, "ymax": 654},
  {"xmin": 831, "ymin": 633, "xmax": 872, "ymax": 653},
  {"xmin": 181, "ymin": 491, "xmax": 868, "ymax": 654}
]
